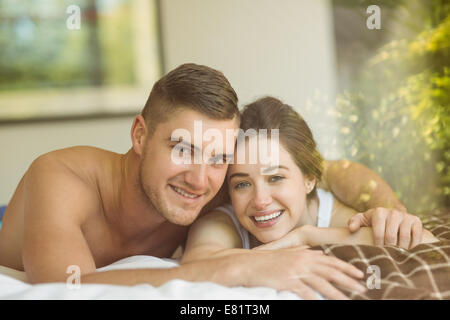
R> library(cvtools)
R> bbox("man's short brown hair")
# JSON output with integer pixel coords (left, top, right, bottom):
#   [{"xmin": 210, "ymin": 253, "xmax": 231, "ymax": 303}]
[{"xmin": 141, "ymin": 63, "xmax": 239, "ymax": 136}]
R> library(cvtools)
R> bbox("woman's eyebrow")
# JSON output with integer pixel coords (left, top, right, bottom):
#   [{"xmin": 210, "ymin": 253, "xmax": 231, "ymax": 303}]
[
  {"xmin": 229, "ymin": 172, "xmax": 249, "ymax": 180},
  {"xmin": 261, "ymin": 165, "xmax": 289, "ymax": 174}
]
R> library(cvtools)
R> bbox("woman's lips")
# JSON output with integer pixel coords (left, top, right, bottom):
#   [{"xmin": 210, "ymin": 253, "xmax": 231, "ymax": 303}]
[{"xmin": 250, "ymin": 210, "xmax": 284, "ymax": 228}]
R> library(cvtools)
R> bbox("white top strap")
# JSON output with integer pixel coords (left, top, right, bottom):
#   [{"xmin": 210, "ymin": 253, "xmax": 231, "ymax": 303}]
[{"xmin": 316, "ymin": 189, "xmax": 334, "ymax": 228}]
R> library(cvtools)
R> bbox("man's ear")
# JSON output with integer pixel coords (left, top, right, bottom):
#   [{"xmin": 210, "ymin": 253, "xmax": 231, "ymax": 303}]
[{"xmin": 130, "ymin": 115, "xmax": 148, "ymax": 157}]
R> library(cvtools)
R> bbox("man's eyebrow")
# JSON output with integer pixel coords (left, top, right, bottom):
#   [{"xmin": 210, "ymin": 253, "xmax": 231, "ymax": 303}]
[
  {"xmin": 262, "ymin": 165, "xmax": 289, "ymax": 174},
  {"xmin": 213, "ymin": 153, "xmax": 234, "ymax": 159},
  {"xmin": 169, "ymin": 137, "xmax": 234, "ymax": 159},
  {"xmin": 229, "ymin": 172, "xmax": 249, "ymax": 180},
  {"xmin": 167, "ymin": 137, "xmax": 201, "ymax": 152}
]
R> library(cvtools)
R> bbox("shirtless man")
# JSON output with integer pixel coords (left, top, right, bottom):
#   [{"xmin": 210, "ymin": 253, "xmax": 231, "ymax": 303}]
[{"xmin": 0, "ymin": 63, "xmax": 423, "ymax": 299}]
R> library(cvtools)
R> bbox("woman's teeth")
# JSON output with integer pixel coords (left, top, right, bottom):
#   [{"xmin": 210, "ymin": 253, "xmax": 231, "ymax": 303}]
[
  {"xmin": 172, "ymin": 186, "xmax": 199, "ymax": 199},
  {"xmin": 253, "ymin": 210, "xmax": 283, "ymax": 222}
]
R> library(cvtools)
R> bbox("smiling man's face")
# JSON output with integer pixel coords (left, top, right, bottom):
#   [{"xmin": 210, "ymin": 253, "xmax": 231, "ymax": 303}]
[{"xmin": 138, "ymin": 108, "xmax": 239, "ymax": 225}]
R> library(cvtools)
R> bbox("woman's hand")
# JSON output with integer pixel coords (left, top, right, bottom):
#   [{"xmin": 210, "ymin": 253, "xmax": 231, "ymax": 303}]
[
  {"xmin": 347, "ymin": 208, "xmax": 423, "ymax": 249},
  {"xmin": 254, "ymin": 225, "xmax": 314, "ymax": 250},
  {"xmin": 242, "ymin": 246, "xmax": 366, "ymax": 299}
]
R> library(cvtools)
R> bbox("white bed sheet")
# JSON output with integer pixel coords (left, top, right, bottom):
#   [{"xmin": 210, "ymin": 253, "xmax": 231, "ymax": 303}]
[{"xmin": 0, "ymin": 255, "xmax": 302, "ymax": 300}]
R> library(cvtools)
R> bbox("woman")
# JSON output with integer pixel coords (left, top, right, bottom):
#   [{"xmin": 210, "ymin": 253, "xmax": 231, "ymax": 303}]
[{"xmin": 182, "ymin": 97, "xmax": 438, "ymax": 270}]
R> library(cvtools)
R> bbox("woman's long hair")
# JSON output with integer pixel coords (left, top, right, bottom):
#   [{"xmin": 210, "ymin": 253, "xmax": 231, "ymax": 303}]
[{"xmin": 239, "ymin": 96, "xmax": 324, "ymax": 200}]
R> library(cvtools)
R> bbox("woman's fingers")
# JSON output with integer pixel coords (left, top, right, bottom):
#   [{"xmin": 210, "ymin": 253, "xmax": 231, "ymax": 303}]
[
  {"xmin": 409, "ymin": 218, "xmax": 423, "ymax": 249},
  {"xmin": 318, "ymin": 254, "xmax": 365, "ymax": 279},
  {"xmin": 348, "ymin": 212, "xmax": 365, "ymax": 232},
  {"xmin": 384, "ymin": 210, "xmax": 403, "ymax": 246},
  {"xmin": 302, "ymin": 276, "xmax": 350, "ymax": 300},
  {"xmin": 292, "ymin": 280, "xmax": 323, "ymax": 300},
  {"xmin": 313, "ymin": 262, "xmax": 366, "ymax": 294},
  {"xmin": 371, "ymin": 209, "xmax": 388, "ymax": 246},
  {"xmin": 398, "ymin": 219, "xmax": 413, "ymax": 249}
]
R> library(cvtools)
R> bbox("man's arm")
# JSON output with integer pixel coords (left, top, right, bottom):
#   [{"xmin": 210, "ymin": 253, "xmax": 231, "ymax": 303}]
[
  {"xmin": 22, "ymin": 155, "xmax": 98, "ymax": 283},
  {"xmin": 318, "ymin": 160, "xmax": 406, "ymax": 212}
]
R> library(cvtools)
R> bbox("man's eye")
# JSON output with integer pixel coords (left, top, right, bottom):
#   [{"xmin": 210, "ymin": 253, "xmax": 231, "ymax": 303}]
[
  {"xmin": 224, "ymin": 155, "xmax": 234, "ymax": 164},
  {"xmin": 208, "ymin": 155, "xmax": 228, "ymax": 166},
  {"xmin": 208, "ymin": 155, "xmax": 223, "ymax": 165},
  {"xmin": 234, "ymin": 181, "xmax": 250, "ymax": 190},
  {"xmin": 174, "ymin": 145, "xmax": 188, "ymax": 154},
  {"xmin": 269, "ymin": 175, "xmax": 284, "ymax": 183}
]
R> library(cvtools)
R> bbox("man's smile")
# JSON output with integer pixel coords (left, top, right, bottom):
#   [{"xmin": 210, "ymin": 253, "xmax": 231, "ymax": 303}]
[{"xmin": 169, "ymin": 184, "xmax": 203, "ymax": 201}]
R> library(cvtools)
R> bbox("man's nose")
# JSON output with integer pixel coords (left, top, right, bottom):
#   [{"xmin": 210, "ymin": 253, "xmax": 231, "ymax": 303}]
[
  {"xmin": 252, "ymin": 185, "xmax": 272, "ymax": 210},
  {"xmin": 184, "ymin": 164, "xmax": 208, "ymax": 192}
]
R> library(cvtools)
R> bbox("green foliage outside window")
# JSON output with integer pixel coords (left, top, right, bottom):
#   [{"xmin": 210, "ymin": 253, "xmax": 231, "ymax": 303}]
[{"xmin": 335, "ymin": 0, "xmax": 450, "ymax": 213}]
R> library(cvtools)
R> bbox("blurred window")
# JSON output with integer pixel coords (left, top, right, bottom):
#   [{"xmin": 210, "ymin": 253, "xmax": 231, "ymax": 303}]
[{"xmin": 0, "ymin": 0, "xmax": 162, "ymax": 121}]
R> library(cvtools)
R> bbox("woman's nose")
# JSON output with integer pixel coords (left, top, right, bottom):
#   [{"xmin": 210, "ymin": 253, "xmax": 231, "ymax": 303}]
[{"xmin": 252, "ymin": 186, "xmax": 272, "ymax": 210}]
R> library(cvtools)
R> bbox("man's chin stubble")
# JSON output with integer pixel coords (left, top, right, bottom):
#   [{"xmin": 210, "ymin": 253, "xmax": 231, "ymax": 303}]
[{"xmin": 138, "ymin": 174, "xmax": 201, "ymax": 225}]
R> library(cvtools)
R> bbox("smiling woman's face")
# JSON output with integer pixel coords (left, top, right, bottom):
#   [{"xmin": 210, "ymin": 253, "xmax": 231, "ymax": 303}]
[{"xmin": 227, "ymin": 136, "xmax": 315, "ymax": 243}]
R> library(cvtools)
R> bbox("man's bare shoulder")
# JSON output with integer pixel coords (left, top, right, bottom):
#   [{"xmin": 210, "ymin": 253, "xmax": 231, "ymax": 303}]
[
  {"xmin": 27, "ymin": 149, "xmax": 98, "ymax": 199},
  {"xmin": 24, "ymin": 146, "xmax": 120, "ymax": 219},
  {"xmin": 0, "ymin": 147, "xmax": 114, "ymax": 271},
  {"xmin": 30, "ymin": 146, "xmax": 118, "ymax": 182},
  {"xmin": 34, "ymin": 146, "xmax": 119, "ymax": 170}
]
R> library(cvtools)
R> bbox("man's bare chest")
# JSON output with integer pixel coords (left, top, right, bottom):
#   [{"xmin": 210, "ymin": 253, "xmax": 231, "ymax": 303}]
[{"xmin": 81, "ymin": 217, "xmax": 188, "ymax": 268}]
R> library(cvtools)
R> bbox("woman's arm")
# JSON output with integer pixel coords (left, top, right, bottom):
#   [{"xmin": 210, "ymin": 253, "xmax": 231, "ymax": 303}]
[
  {"xmin": 330, "ymin": 196, "xmax": 439, "ymax": 248},
  {"xmin": 319, "ymin": 161, "xmax": 427, "ymax": 248},
  {"xmin": 255, "ymin": 224, "xmax": 438, "ymax": 250},
  {"xmin": 302, "ymin": 225, "xmax": 438, "ymax": 247},
  {"xmin": 254, "ymin": 225, "xmax": 375, "ymax": 250},
  {"xmin": 255, "ymin": 197, "xmax": 438, "ymax": 251}
]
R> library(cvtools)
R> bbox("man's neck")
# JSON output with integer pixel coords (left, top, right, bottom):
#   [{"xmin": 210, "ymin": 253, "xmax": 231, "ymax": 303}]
[{"xmin": 104, "ymin": 149, "xmax": 168, "ymax": 243}]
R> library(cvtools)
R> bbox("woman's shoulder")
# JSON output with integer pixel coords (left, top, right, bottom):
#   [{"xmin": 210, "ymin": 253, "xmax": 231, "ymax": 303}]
[{"xmin": 196, "ymin": 207, "xmax": 235, "ymax": 226}]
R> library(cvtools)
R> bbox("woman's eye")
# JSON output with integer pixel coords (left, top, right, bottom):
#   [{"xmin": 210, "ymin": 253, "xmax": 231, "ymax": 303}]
[
  {"xmin": 234, "ymin": 181, "xmax": 250, "ymax": 190},
  {"xmin": 269, "ymin": 175, "xmax": 284, "ymax": 183}
]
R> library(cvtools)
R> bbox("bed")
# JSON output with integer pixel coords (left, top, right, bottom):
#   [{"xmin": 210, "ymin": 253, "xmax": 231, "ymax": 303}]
[
  {"xmin": 0, "ymin": 255, "xmax": 299, "ymax": 300},
  {"xmin": 0, "ymin": 209, "xmax": 448, "ymax": 300}
]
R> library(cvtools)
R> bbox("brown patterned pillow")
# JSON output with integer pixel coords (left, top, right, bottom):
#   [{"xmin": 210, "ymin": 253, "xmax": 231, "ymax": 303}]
[{"xmin": 314, "ymin": 209, "xmax": 450, "ymax": 300}]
